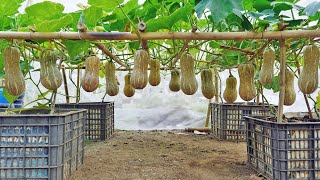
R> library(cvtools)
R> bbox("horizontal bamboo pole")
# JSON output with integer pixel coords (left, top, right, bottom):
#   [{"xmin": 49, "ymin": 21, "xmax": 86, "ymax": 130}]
[{"xmin": 0, "ymin": 30, "xmax": 319, "ymax": 40}]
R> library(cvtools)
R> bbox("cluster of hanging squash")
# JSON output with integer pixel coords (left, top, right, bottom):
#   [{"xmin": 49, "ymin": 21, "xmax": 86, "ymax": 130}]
[
  {"xmin": 3, "ymin": 44, "xmax": 319, "ymax": 106},
  {"xmin": 222, "ymin": 44, "xmax": 319, "ymax": 106}
]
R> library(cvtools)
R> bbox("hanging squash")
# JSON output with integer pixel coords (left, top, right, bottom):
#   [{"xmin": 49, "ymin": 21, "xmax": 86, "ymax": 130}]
[
  {"xmin": 82, "ymin": 56, "xmax": 100, "ymax": 92},
  {"xmin": 298, "ymin": 44, "xmax": 319, "ymax": 94},
  {"xmin": 238, "ymin": 63, "xmax": 256, "ymax": 101},
  {"xmin": 180, "ymin": 52, "xmax": 198, "ymax": 95},
  {"xmin": 131, "ymin": 49, "xmax": 149, "ymax": 89},
  {"xmin": 4, "ymin": 46, "xmax": 26, "ymax": 96}
]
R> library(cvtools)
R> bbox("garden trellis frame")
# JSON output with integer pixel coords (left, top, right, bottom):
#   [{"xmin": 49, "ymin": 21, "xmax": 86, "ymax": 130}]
[
  {"xmin": 0, "ymin": 29, "xmax": 319, "ymax": 122},
  {"xmin": 0, "ymin": 30, "xmax": 318, "ymax": 40}
]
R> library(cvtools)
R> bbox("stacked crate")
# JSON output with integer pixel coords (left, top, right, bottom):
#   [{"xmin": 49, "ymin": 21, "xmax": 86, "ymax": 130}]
[
  {"xmin": 211, "ymin": 102, "xmax": 276, "ymax": 141},
  {"xmin": 246, "ymin": 116, "xmax": 320, "ymax": 179},
  {"xmin": 56, "ymin": 102, "xmax": 114, "ymax": 141},
  {"xmin": 0, "ymin": 109, "xmax": 86, "ymax": 179}
]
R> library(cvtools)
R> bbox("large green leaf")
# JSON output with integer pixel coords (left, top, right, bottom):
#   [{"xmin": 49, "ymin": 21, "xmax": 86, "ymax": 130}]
[
  {"xmin": 0, "ymin": 16, "xmax": 14, "ymax": 31},
  {"xmin": 195, "ymin": 0, "xmax": 242, "ymax": 24},
  {"xmin": 62, "ymin": 40, "xmax": 91, "ymax": 61},
  {"xmin": 136, "ymin": 2, "xmax": 160, "ymax": 22},
  {"xmin": 25, "ymin": 1, "xmax": 64, "ymax": 20},
  {"xmin": 84, "ymin": 6, "xmax": 103, "ymax": 28},
  {"xmin": 69, "ymin": 11, "xmax": 82, "ymax": 31},
  {"xmin": 35, "ymin": 14, "xmax": 73, "ymax": 32},
  {"xmin": 0, "ymin": 40, "xmax": 10, "ymax": 77},
  {"xmin": 253, "ymin": 0, "xmax": 272, "ymax": 12},
  {"xmin": 0, "ymin": 0, "xmax": 24, "ymax": 16},
  {"xmin": 264, "ymin": 76, "xmax": 279, "ymax": 93},
  {"xmin": 88, "ymin": 0, "xmax": 125, "ymax": 12},
  {"xmin": 243, "ymin": 0, "xmax": 255, "ymax": 10},
  {"xmin": 3, "ymin": 88, "xmax": 18, "ymax": 103},
  {"xmin": 146, "ymin": 3, "xmax": 193, "ymax": 32}
]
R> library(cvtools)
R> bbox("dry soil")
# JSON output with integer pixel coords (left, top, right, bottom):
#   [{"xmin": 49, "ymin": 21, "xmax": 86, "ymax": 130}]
[{"xmin": 69, "ymin": 130, "xmax": 257, "ymax": 180}]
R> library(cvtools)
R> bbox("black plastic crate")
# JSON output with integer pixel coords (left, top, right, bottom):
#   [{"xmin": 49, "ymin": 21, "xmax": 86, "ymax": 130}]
[
  {"xmin": 246, "ymin": 116, "xmax": 320, "ymax": 180},
  {"xmin": 0, "ymin": 109, "xmax": 86, "ymax": 180},
  {"xmin": 210, "ymin": 102, "xmax": 277, "ymax": 142},
  {"xmin": 56, "ymin": 102, "xmax": 114, "ymax": 141}
]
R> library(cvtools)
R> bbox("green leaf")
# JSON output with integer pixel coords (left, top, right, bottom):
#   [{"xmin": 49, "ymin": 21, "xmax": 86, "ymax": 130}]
[
  {"xmin": 88, "ymin": 0, "xmax": 125, "ymax": 12},
  {"xmin": 243, "ymin": 0, "xmax": 254, "ymax": 10},
  {"xmin": 195, "ymin": 0, "xmax": 243, "ymax": 24},
  {"xmin": 209, "ymin": 41, "xmax": 221, "ymax": 48},
  {"xmin": 264, "ymin": 76, "xmax": 279, "ymax": 93},
  {"xmin": 253, "ymin": 0, "xmax": 272, "ymax": 12},
  {"xmin": 2, "ymin": 88, "xmax": 18, "ymax": 103},
  {"xmin": 84, "ymin": 6, "xmax": 103, "ymax": 28},
  {"xmin": 129, "ymin": 41, "xmax": 140, "ymax": 50},
  {"xmin": 271, "ymin": 2, "xmax": 293, "ymax": 15},
  {"xmin": 63, "ymin": 40, "xmax": 91, "ymax": 61},
  {"xmin": 302, "ymin": 1, "xmax": 320, "ymax": 16},
  {"xmin": 0, "ymin": 0, "xmax": 24, "ymax": 16},
  {"xmin": 25, "ymin": 1, "xmax": 64, "ymax": 20},
  {"xmin": 316, "ymin": 91, "xmax": 320, "ymax": 110},
  {"xmin": 99, "ymin": 69, "xmax": 105, "ymax": 78},
  {"xmin": 136, "ymin": 2, "xmax": 160, "ymax": 22},
  {"xmin": 0, "ymin": 16, "xmax": 14, "ymax": 31},
  {"xmin": 37, "ymin": 90, "xmax": 52, "ymax": 99},
  {"xmin": 69, "ymin": 11, "xmax": 82, "ymax": 31},
  {"xmin": 146, "ymin": 3, "xmax": 193, "ymax": 32},
  {"xmin": 241, "ymin": 15, "xmax": 253, "ymax": 30},
  {"xmin": 35, "ymin": 14, "xmax": 73, "ymax": 32},
  {"xmin": 110, "ymin": 19, "xmax": 127, "ymax": 31}
]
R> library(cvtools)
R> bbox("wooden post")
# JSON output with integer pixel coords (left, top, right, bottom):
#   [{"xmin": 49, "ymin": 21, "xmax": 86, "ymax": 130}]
[
  {"xmin": 76, "ymin": 65, "xmax": 81, "ymax": 103},
  {"xmin": 214, "ymin": 68, "xmax": 219, "ymax": 103},
  {"xmin": 61, "ymin": 65, "xmax": 70, "ymax": 104},
  {"xmin": 277, "ymin": 39, "xmax": 286, "ymax": 122}
]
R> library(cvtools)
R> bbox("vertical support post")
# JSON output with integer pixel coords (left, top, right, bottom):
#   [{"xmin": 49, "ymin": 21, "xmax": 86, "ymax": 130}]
[
  {"xmin": 277, "ymin": 39, "xmax": 286, "ymax": 122},
  {"xmin": 205, "ymin": 99, "xmax": 212, "ymax": 127},
  {"xmin": 214, "ymin": 68, "xmax": 219, "ymax": 103},
  {"xmin": 76, "ymin": 65, "xmax": 81, "ymax": 103},
  {"xmin": 61, "ymin": 65, "xmax": 70, "ymax": 104}
]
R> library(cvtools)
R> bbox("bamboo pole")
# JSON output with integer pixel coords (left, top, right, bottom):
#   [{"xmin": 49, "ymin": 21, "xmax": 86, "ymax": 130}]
[
  {"xmin": 0, "ymin": 30, "xmax": 318, "ymax": 40},
  {"xmin": 278, "ymin": 39, "xmax": 286, "ymax": 122}
]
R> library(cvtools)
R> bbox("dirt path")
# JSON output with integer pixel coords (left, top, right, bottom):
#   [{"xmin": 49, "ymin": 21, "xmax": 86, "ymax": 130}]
[{"xmin": 70, "ymin": 130, "xmax": 256, "ymax": 180}]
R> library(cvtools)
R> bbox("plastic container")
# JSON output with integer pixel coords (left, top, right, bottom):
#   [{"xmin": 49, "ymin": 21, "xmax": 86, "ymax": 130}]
[
  {"xmin": 210, "ymin": 102, "xmax": 277, "ymax": 142},
  {"xmin": 246, "ymin": 116, "xmax": 320, "ymax": 180},
  {"xmin": 55, "ymin": 102, "xmax": 114, "ymax": 141},
  {"xmin": 0, "ymin": 108, "xmax": 86, "ymax": 180},
  {"xmin": 13, "ymin": 93, "xmax": 25, "ymax": 108},
  {"xmin": 0, "ymin": 88, "xmax": 10, "ymax": 108}
]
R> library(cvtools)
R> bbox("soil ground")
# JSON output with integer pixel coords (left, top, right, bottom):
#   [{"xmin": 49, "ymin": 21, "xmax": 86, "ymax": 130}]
[{"xmin": 69, "ymin": 130, "xmax": 257, "ymax": 180}]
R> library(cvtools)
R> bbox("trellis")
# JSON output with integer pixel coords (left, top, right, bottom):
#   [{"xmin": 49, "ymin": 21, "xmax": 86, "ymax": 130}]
[{"xmin": 1, "ymin": 29, "xmax": 319, "ymax": 122}]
